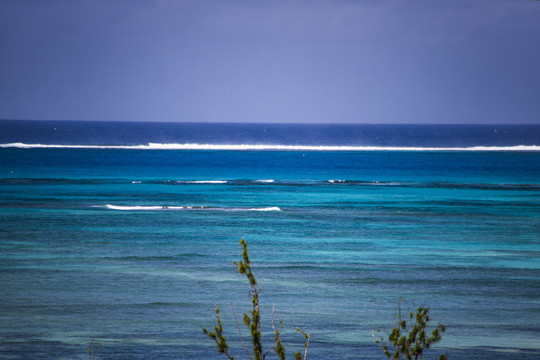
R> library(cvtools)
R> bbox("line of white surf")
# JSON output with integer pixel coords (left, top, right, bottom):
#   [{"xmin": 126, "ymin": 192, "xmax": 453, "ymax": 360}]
[
  {"xmin": 1, "ymin": 143, "xmax": 539, "ymax": 151},
  {"xmin": 180, "ymin": 180, "xmax": 227, "ymax": 184},
  {"xmin": 104, "ymin": 204, "xmax": 281, "ymax": 211}
]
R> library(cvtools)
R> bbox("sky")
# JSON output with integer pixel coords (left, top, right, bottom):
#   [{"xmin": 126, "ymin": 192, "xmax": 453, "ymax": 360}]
[{"xmin": 0, "ymin": 0, "xmax": 539, "ymax": 124}]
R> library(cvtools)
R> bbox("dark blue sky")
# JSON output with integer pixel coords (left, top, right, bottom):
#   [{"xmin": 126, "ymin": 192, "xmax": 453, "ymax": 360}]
[{"xmin": 1, "ymin": 0, "xmax": 539, "ymax": 124}]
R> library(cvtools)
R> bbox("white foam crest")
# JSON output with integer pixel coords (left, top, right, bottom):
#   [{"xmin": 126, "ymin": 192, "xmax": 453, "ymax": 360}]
[
  {"xmin": 247, "ymin": 206, "xmax": 281, "ymax": 211},
  {"xmin": 183, "ymin": 180, "xmax": 227, "ymax": 184},
  {"xmin": 105, "ymin": 204, "xmax": 195, "ymax": 211},
  {"xmin": 216, "ymin": 206, "xmax": 282, "ymax": 212},
  {"xmin": 105, "ymin": 204, "xmax": 168, "ymax": 211},
  {"xmin": 255, "ymin": 179, "xmax": 275, "ymax": 183},
  {"xmin": 2, "ymin": 143, "xmax": 539, "ymax": 152},
  {"xmin": 104, "ymin": 204, "xmax": 281, "ymax": 212}
]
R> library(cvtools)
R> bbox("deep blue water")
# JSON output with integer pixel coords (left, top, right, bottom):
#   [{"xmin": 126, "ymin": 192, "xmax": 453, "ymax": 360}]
[
  {"xmin": 0, "ymin": 121, "xmax": 539, "ymax": 359},
  {"xmin": 1, "ymin": 120, "xmax": 540, "ymax": 147}
]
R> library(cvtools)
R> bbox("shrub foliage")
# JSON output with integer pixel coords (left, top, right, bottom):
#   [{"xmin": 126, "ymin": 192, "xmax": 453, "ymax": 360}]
[
  {"xmin": 204, "ymin": 239, "xmax": 446, "ymax": 360},
  {"xmin": 372, "ymin": 298, "xmax": 447, "ymax": 360},
  {"xmin": 202, "ymin": 238, "xmax": 309, "ymax": 360}
]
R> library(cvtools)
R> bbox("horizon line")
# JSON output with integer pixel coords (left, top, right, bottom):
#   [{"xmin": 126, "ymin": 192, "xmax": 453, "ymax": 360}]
[{"xmin": 1, "ymin": 119, "xmax": 539, "ymax": 126}]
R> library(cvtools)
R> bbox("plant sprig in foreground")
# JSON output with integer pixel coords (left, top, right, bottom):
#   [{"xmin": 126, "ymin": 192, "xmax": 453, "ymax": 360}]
[
  {"xmin": 203, "ymin": 238, "xmax": 309, "ymax": 360},
  {"xmin": 372, "ymin": 298, "xmax": 447, "ymax": 360},
  {"xmin": 204, "ymin": 239, "xmax": 446, "ymax": 360}
]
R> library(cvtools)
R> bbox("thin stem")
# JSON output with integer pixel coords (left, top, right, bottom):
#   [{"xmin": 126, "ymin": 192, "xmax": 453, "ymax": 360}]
[{"xmin": 232, "ymin": 303, "xmax": 252, "ymax": 360}]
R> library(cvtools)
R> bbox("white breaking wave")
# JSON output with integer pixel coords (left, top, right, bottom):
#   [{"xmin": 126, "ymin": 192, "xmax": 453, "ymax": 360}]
[
  {"xmin": 104, "ymin": 204, "xmax": 281, "ymax": 212},
  {"xmin": 106, "ymin": 204, "xmax": 169, "ymax": 211},
  {"xmin": 245, "ymin": 206, "xmax": 281, "ymax": 211},
  {"xmin": 1, "ymin": 142, "xmax": 539, "ymax": 151},
  {"xmin": 180, "ymin": 180, "xmax": 227, "ymax": 184},
  {"xmin": 255, "ymin": 179, "xmax": 275, "ymax": 183}
]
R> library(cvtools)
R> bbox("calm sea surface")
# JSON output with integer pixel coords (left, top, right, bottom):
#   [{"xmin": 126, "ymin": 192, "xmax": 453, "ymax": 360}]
[{"xmin": 1, "ymin": 121, "xmax": 539, "ymax": 359}]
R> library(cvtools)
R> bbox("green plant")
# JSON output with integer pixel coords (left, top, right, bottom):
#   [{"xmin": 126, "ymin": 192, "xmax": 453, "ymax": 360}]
[
  {"xmin": 203, "ymin": 238, "xmax": 309, "ymax": 360},
  {"xmin": 372, "ymin": 298, "xmax": 447, "ymax": 360},
  {"xmin": 87, "ymin": 339, "xmax": 97, "ymax": 360},
  {"xmin": 203, "ymin": 240, "xmax": 446, "ymax": 360}
]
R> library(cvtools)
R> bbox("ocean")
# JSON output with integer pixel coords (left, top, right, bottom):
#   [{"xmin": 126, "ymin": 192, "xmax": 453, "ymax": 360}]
[{"xmin": 0, "ymin": 120, "xmax": 539, "ymax": 360}]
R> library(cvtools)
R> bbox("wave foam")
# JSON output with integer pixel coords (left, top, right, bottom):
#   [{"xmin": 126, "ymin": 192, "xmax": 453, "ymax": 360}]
[
  {"xmin": 179, "ymin": 180, "xmax": 227, "ymax": 184},
  {"xmin": 2, "ymin": 143, "xmax": 539, "ymax": 151},
  {"xmin": 246, "ymin": 206, "xmax": 281, "ymax": 211},
  {"xmin": 104, "ymin": 204, "xmax": 281, "ymax": 212},
  {"xmin": 106, "ymin": 204, "xmax": 168, "ymax": 211}
]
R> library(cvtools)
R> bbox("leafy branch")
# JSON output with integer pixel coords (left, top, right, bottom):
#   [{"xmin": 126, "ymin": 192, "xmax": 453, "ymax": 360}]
[
  {"xmin": 372, "ymin": 298, "xmax": 447, "ymax": 360},
  {"xmin": 203, "ymin": 238, "xmax": 309, "ymax": 360},
  {"xmin": 203, "ymin": 240, "xmax": 446, "ymax": 359},
  {"xmin": 87, "ymin": 340, "xmax": 97, "ymax": 360}
]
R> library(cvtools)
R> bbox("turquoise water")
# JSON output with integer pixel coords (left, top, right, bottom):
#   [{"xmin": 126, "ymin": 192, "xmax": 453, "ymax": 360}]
[{"xmin": 1, "ymin": 123, "xmax": 539, "ymax": 359}]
